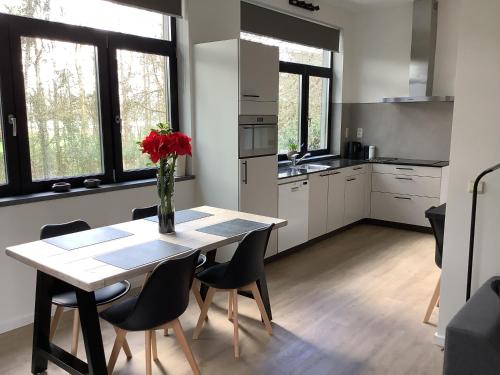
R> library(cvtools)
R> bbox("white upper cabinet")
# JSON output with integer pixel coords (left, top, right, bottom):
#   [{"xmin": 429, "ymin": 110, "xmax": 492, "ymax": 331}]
[{"xmin": 239, "ymin": 40, "xmax": 279, "ymax": 103}]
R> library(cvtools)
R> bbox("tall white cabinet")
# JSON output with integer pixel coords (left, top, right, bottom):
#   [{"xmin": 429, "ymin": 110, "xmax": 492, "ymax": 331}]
[{"xmin": 193, "ymin": 39, "xmax": 279, "ymax": 262}]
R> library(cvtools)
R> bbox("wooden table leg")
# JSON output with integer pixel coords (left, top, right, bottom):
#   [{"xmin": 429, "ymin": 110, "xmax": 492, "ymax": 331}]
[
  {"xmin": 75, "ymin": 288, "xmax": 107, "ymax": 375},
  {"xmin": 31, "ymin": 271, "xmax": 53, "ymax": 374},
  {"xmin": 257, "ymin": 275, "xmax": 272, "ymax": 321},
  {"xmin": 200, "ymin": 249, "xmax": 217, "ymax": 300}
]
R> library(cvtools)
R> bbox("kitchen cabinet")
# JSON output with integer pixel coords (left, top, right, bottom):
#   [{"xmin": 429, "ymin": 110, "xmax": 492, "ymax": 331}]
[
  {"xmin": 327, "ymin": 170, "xmax": 346, "ymax": 232},
  {"xmin": 239, "ymin": 155, "xmax": 278, "ymax": 258},
  {"xmin": 308, "ymin": 172, "xmax": 329, "ymax": 240},
  {"xmin": 278, "ymin": 178, "xmax": 309, "ymax": 252},
  {"xmin": 344, "ymin": 173, "xmax": 368, "ymax": 225},
  {"xmin": 239, "ymin": 40, "xmax": 279, "ymax": 103}
]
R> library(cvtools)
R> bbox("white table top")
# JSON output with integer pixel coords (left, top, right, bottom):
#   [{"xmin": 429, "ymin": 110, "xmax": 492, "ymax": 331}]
[{"xmin": 5, "ymin": 206, "xmax": 287, "ymax": 292}]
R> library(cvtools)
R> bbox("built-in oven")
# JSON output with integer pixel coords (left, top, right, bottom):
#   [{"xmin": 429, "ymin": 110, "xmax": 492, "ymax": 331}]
[{"xmin": 238, "ymin": 115, "xmax": 278, "ymax": 158}]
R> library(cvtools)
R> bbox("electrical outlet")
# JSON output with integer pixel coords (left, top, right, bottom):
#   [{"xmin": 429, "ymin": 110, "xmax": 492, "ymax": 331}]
[
  {"xmin": 357, "ymin": 128, "xmax": 363, "ymax": 138},
  {"xmin": 468, "ymin": 181, "xmax": 485, "ymax": 194},
  {"xmin": 345, "ymin": 127, "xmax": 349, "ymax": 139}
]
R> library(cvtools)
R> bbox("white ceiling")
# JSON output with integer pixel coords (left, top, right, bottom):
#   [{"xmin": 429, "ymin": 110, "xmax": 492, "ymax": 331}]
[{"xmin": 322, "ymin": 0, "xmax": 413, "ymax": 11}]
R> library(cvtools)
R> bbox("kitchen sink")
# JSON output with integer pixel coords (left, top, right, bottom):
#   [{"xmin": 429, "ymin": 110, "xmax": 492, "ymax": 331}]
[{"xmin": 291, "ymin": 164, "xmax": 330, "ymax": 172}]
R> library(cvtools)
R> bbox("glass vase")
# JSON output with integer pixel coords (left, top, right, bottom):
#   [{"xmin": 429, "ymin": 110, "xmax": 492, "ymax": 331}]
[{"xmin": 157, "ymin": 160, "xmax": 175, "ymax": 234}]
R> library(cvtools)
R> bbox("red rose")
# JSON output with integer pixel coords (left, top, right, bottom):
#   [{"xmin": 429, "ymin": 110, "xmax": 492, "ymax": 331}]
[
  {"xmin": 170, "ymin": 132, "xmax": 192, "ymax": 156},
  {"xmin": 140, "ymin": 131, "xmax": 162, "ymax": 163}
]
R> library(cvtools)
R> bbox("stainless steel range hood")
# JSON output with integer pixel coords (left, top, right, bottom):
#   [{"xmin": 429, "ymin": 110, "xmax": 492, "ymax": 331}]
[{"xmin": 383, "ymin": 0, "xmax": 454, "ymax": 103}]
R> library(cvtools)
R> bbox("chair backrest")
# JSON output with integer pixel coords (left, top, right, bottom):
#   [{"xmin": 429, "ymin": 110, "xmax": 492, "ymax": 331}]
[
  {"xmin": 221, "ymin": 224, "xmax": 274, "ymax": 289},
  {"xmin": 40, "ymin": 220, "xmax": 91, "ymax": 240},
  {"xmin": 123, "ymin": 250, "xmax": 200, "ymax": 331},
  {"xmin": 427, "ymin": 208, "xmax": 445, "ymax": 269},
  {"xmin": 132, "ymin": 205, "xmax": 157, "ymax": 221}
]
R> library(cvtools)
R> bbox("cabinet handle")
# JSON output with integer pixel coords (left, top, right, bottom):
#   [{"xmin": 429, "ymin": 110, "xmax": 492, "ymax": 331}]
[
  {"xmin": 346, "ymin": 177, "xmax": 357, "ymax": 182},
  {"xmin": 291, "ymin": 187, "xmax": 299, "ymax": 192},
  {"xmin": 353, "ymin": 166, "xmax": 363, "ymax": 170},
  {"xmin": 332, "ymin": 171, "xmax": 341, "ymax": 175},
  {"xmin": 395, "ymin": 177, "xmax": 413, "ymax": 181},
  {"xmin": 243, "ymin": 94, "xmax": 260, "ymax": 98},
  {"xmin": 394, "ymin": 196, "xmax": 412, "ymax": 200},
  {"xmin": 8, "ymin": 115, "xmax": 17, "ymax": 137},
  {"xmin": 396, "ymin": 167, "xmax": 414, "ymax": 171},
  {"xmin": 242, "ymin": 161, "xmax": 248, "ymax": 184},
  {"xmin": 320, "ymin": 173, "xmax": 329, "ymax": 177}
]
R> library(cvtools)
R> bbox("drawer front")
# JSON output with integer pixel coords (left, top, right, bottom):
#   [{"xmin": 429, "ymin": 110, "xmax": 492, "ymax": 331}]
[
  {"xmin": 370, "ymin": 192, "xmax": 439, "ymax": 227},
  {"xmin": 372, "ymin": 164, "xmax": 442, "ymax": 178},
  {"xmin": 372, "ymin": 173, "xmax": 441, "ymax": 198},
  {"xmin": 345, "ymin": 164, "xmax": 371, "ymax": 176}
]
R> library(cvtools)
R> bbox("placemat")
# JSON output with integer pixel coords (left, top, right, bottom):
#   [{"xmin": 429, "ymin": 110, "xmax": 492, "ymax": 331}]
[
  {"xmin": 196, "ymin": 218, "xmax": 269, "ymax": 238},
  {"xmin": 94, "ymin": 240, "xmax": 193, "ymax": 270},
  {"xmin": 145, "ymin": 209, "xmax": 213, "ymax": 224},
  {"xmin": 43, "ymin": 227, "xmax": 133, "ymax": 251}
]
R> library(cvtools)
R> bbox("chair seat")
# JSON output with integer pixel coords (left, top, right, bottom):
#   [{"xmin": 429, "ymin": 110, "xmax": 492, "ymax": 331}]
[
  {"xmin": 100, "ymin": 296, "xmax": 139, "ymax": 330},
  {"xmin": 196, "ymin": 263, "xmax": 233, "ymax": 289},
  {"xmin": 52, "ymin": 281, "xmax": 130, "ymax": 308}
]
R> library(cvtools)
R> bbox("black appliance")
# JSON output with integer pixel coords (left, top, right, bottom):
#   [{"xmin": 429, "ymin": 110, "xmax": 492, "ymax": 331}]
[{"xmin": 345, "ymin": 141, "xmax": 363, "ymax": 159}]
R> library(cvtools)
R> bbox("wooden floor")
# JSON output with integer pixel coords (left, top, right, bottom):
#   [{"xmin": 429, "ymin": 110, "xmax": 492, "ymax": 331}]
[{"xmin": 0, "ymin": 224, "xmax": 443, "ymax": 375}]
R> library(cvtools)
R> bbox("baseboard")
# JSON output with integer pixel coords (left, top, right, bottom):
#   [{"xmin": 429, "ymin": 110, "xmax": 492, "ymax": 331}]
[
  {"xmin": 434, "ymin": 331, "xmax": 445, "ymax": 347},
  {"xmin": 0, "ymin": 312, "xmax": 34, "ymax": 335}
]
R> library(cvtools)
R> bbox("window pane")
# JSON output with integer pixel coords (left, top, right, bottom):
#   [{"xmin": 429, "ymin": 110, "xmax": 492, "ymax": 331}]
[
  {"xmin": 0, "ymin": 100, "xmax": 6, "ymax": 185},
  {"xmin": 278, "ymin": 72, "xmax": 301, "ymax": 155},
  {"xmin": 308, "ymin": 76, "xmax": 330, "ymax": 151},
  {"xmin": 241, "ymin": 32, "xmax": 331, "ymax": 68},
  {"xmin": 0, "ymin": 0, "xmax": 168, "ymax": 40},
  {"xmin": 22, "ymin": 37, "xmax": 103, "ymax": 180},
  {"xmin": 118, "ymin": 50, "xmax": 169, "ymax": 171}
]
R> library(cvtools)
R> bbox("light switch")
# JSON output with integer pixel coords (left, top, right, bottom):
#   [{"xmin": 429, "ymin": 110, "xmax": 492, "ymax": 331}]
[
  {"xmin": 357, "ymin": 128, "xmax": 363, "ymax": 138},
  {"xmin": 468, "ymin": 180, "xmax": 485, "ymax": 194},
  {"xmin": 345, "ymin": 127, "xmax": 349, "ymax": 138}
]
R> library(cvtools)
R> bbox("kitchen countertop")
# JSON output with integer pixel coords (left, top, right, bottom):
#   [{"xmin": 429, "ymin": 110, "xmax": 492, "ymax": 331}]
[{"xmin": 278, "ymin": 157, "xmax": 449, "ymax": 180}]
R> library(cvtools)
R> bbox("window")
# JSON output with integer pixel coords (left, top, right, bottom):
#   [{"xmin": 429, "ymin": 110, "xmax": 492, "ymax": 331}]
[
  {"xmin": 0, "ymin": 2, "xmax": 178, "ymax": 196},
  {"xmin": 0, "ymin": 0, "xmax": 168, "ymax": 40},
  {"xmin": 22, "ymin": 37, "xmax": 104, "ymax": 181},
  {"xmin": 241, "ymin": 32, "xmax": 333, "ymax": 157}
]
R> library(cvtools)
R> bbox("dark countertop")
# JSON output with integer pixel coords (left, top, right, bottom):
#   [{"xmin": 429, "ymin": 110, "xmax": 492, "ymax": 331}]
[{"xmin": 278, "ymin": 157, "xmax": 449, "ymax": 180}]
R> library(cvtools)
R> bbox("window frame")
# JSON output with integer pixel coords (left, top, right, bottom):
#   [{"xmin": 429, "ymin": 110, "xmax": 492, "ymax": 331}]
[
  {"xmin": 0, "ymin": 12, "xmax": 179, "ymax": 197},
  {"xmin": 278, "ymin": 54, "xmax": 333, "ymax": 161},
  {"xmin": 109, "ymin": 18, "xmax": 179, "ymax": 182}
]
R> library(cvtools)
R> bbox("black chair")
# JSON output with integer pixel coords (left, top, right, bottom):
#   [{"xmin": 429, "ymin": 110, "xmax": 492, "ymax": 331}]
[
  {"xmin": 423, "ymin": 204, "xmax": 446, "ymax": 324},
  {"xmin": 132, "ymin": 205, "xmax": 207, "ymax": 310},
  {"xmin": 192, "ymin": 224, "xmax": 274, "ymax": 358},
  {"xmin": 40, "ymin": 220, "xmax": 131, "ymax": 356},
  {"xmin": 100, "ymin": 250, "xmax": 201, "ymax": 375}
]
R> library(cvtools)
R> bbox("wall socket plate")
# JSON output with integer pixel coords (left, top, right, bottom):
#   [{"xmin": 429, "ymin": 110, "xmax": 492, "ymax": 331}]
[
  {"xmin": 345, "ymin": 127, "xmax": 349, "ymax": 139},
  {"xmin": 357, "ymin": 128, "xmax": 363, "ymax": 138},
  {"xmin": 468, "ymin": 180, "xmax": 485, "ymax": 194}
]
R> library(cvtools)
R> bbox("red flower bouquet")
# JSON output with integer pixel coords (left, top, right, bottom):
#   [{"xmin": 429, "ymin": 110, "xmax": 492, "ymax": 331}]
[{"xmin": 139, "ymin": 123, "xmax": 192, "ymax": 233}]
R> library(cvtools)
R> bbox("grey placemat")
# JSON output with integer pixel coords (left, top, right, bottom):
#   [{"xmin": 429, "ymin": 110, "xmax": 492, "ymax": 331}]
[
  {"xmin": 196, "ymin": 218, "xmax": 269, "ymax": 238},
  {"xmin": 145, "ymin": 209, "xmax": 213, "ymax": 224},
  {"xmin": 94, "ymin": 240, "xmax": 193, "ymax": 270},
  {"xmin": 43, "ymin": 227, "xmax": 133, "ymax": 251}
]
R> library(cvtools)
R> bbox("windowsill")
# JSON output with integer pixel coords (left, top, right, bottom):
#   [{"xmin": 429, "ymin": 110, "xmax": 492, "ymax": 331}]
[{"xmin": 0, "ymin": 175, "xmax": 195, "ymax": 208}]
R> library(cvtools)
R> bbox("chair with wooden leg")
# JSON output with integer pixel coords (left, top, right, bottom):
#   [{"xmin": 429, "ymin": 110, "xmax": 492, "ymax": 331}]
[
  {"xmin": 40, "ymin": 221, "xmax": 131, "ymax": 357},
  {"xmin": 100, "ymin": 250, "xmax": 201, "ymax": 375},
  {"xmin": 423, "ymin": 205, "xmax": 446, "ymax": 324},
  {"xmin": 132, "ymin": 205, "xmax": 208, "ymax": 313},
  {"xmin": 192, "ymin": 224, "xmax": 274, "ymax": 358}
]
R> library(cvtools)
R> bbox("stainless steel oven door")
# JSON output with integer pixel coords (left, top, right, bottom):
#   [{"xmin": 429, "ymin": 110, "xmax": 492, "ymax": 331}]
[{"xmin": 239, "ymin": 124, "xmax": 277, "ymax": 158}]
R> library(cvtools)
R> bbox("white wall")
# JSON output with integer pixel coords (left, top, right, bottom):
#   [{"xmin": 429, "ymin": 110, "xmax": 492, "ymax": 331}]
[
  {"xmin": 0, "ymin": 180, "xmax": 196, "ymax": 334},
  {"xmin": 438, "ymin": 0, "xmax": 500, "ymax": 340}
]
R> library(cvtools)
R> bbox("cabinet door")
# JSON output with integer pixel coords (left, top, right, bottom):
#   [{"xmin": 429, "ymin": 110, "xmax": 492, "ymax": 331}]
[
  {"xmin": 308, "ymin": 173, "xmax": 329, "ymax": 240},
  {"xmin": 278, "ymin": 181, "xmax": 309, "ymax": 252},
  {"xmin": 327, "ymin": 170, "xmax": 345, "ymax": 232},
  {"xmin": 344, "ymin": 173, "xmax": 366, "ymax": 225},
  {"xmin": 239, "ymin": 155, "xmax": 278, "ymax": 258},
  {"xmin": 239, "ymin": 40, "xmax": 279, "ymax": 102}
]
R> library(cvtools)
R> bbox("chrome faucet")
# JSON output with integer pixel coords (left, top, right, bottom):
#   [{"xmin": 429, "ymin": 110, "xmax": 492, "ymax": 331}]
[{"xmin": 290, "ymin": 152, "xmax": 311, "ymax": 167}]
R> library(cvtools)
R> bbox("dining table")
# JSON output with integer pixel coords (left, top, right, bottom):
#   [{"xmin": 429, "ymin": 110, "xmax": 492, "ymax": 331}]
[{"xmin": 5, "ymin": 205, "xmax": 287, "ymax": 375}]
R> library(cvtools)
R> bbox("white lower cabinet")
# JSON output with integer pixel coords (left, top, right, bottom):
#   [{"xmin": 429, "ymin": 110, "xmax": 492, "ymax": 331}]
[
  {"xmin": 344, "ymin": 173, "xmax": 368, "ymax": 225},
  {"xmin": 278, "ymin": 179, "xmax": 309, "ymax": 252},
  {"xmin": 327, "ymin": 170, "xmax": 346, "ymax": 232},
  {"xmin": 371, "ymin": 192, "xmax": 440, "ymax": 227},
  {"xmin": 308, "ymin": 173, "xmax": 329, "ymax": 240}
]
